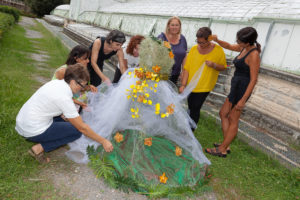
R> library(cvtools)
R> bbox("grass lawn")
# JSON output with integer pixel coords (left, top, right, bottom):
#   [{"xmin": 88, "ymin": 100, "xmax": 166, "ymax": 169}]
[
  {"xmin": 0, "ymin": 17, "xmax": 299, "ymax": 200},
  {"xmin": 195, "ymin": 114, "xmax": 300, "ymax": 200},
  {"xmin": 0, "ymin": 18, "xmax": 68, "ymax": 199}
]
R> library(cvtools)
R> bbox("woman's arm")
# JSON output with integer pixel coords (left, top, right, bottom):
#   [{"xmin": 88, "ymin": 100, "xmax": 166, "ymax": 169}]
[
  {"xmin": 116, "ymin": 49, "xmax": 127, "ymax": 74},
  {"xmin": 68, "ymin": 116, "xmax": 113, "ymax": 152},
  {"xmin": 179, "ymin": 69, "xmax": 189, "ymax": 93},
  {"xmin": 91, "ymin": 39, "xmax": 110, "ymax": 82},
  {"xmin": 73, "ymin": 99, "xmax": 87, "ymax": 109},
  {"xmin": 235, "ymin": 51, "xmax": 260, "ymax": 110},
  {"xmin": 212, "ymin": 35, "xmax": 242, "ymax": 52},
  {"xmin": 205, "ymin": 60, "xmax": 226, "ymax": 71}
]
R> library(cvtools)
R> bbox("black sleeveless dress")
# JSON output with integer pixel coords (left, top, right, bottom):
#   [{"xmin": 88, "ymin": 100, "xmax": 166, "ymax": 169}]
[
  {"xmin": 88, "ymin": 37, "xmax": 117, "ymax": 87},
  {"xmin": 228, "ymin": 48, "xmax": 258, "ymax": 106}
]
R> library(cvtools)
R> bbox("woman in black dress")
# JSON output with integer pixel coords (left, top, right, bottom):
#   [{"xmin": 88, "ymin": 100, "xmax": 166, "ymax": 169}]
[
  {"xmin": 205, "ymin": 27, "xmax": 261, "ymax": 157},
  {"xmin": 88, "ymin": 30, "xmax": 126, "ymax": 86}
]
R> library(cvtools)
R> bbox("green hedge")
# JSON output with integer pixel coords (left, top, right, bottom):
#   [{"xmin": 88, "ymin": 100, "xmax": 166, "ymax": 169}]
[
  {"xmin": 0, "ymin": 12, "xmax": 15, "ymax": 37},
  {"xmin": 0, "ymin": 5, "xmax": 20, "ymax": 22}
]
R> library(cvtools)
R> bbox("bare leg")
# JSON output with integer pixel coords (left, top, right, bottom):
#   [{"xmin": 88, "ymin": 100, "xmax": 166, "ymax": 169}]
[
  {"xmin": 219, "ymin": 98, "xmax": 232, "ymax": 138},
  {"xmin": 218, "ymin": 107, "xmax": 241, "ymax": 152}
]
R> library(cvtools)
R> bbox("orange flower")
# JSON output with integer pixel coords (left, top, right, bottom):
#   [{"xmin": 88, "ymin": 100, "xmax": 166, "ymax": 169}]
[
  {"xmin": 175, "ymin": 146, "xmax": 182, "ymax": 156},
  {"xmin": 136, "ymin": 71, "xmax": 144, "ymax": 79},
  {"xmin": 145, "ymin": 71, "xmax": 152, "ymax": 79},
  {"xmin": 166, "ymin": 104, "xmax": 175, "ymax": 115},
  {"xmin": 163, "ymin": 41, "xmax": 171, "ymax": 49},
  {"xmin": 159, "ymin": 172, "xmax": 168, "ymax": 184},
  {"xmin": 169, "ymin": 51, "xmax": 174, "ymax": 59},
  {"xmin": 137, "ymin": 95, "xmax": 145, "ymax": 103},
  {"xmin": 144, "ymin": 137, "xmax": 152, "ymax": 146},
  {"xmin": 152, "ymin": 65, "xmax": 161, "ymax": 73},
  {"xmin": 136, "ymin": 80, "xmax": 142, "ymax": 85},
  {"xmin": 114, "ymin": 132, "xmax": 123, "ymax": 143}
]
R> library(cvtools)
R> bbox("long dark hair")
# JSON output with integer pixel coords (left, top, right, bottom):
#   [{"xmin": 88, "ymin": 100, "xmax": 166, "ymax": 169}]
[
  {"xmin": 237, "ymin": 27, "xmax": 261, "ymax": 53},
  {"xmin": 65, "ymin": 45, "xmax": 90, "ymax": 65}
]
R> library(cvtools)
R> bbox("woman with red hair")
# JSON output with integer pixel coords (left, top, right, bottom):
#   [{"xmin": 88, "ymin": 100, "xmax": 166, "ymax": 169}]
[{"xmin": 113, "ymin": 35, "xmax": 145, "ymax": 83}]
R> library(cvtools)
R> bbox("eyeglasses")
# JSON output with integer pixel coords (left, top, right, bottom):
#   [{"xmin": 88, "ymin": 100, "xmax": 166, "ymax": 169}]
[
  {"xmin": 76, "ymin": 80, "xmax": 87, "ymax": 89},
  {"xmin": 195, "ymin": 39, "xmax": 209, "ymax": 45}
]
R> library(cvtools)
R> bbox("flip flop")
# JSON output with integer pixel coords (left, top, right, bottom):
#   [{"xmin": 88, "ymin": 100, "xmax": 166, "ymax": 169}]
[
  {"xmin": 28, "ymin": 149, "xmax": 49, "ymax": 164},
  {"xmin": 205, "ymin": 147, "xmax": 227, "ymax": 158},
  {"xmin": 213, "ymin": 143, "xmax": 231, "ymax": 154}
]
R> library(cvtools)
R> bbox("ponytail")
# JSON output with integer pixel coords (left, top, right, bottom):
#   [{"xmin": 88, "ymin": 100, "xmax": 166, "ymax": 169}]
[{"xmin": 255, "ymin": 41, "xmax": 261, "ymax": 53}]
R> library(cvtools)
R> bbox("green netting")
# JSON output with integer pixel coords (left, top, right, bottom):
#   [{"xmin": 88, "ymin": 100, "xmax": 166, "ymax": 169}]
[{"xmin": 88, "ymin": 129, "xmax": 209, "ymax": 197}]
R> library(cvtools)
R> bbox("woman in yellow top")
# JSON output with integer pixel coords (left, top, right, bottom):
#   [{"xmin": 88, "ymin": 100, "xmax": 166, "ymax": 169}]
[{"xmin": 180, "ymin": 27, "xmax": 227, "ymax": 131}]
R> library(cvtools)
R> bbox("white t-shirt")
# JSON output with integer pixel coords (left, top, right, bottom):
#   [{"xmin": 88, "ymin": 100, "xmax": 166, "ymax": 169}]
[
  {"xmin": 118, "ymin": 51, "xmax": 139, "ymax": 69},
  {"xmin": 15, "ymin": 80, "xmax": 79, "ymax": 137}
]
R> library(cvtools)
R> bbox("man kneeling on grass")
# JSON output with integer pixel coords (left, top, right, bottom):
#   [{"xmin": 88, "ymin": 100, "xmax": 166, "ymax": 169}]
[{"xmin": 15, "ymin": 63, "xmax": 113, "ymax": 163}]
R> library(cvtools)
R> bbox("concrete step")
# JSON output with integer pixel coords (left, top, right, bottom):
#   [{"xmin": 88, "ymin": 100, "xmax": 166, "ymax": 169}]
[{"xmin": 202, "ymin": 104, "xmax": 300, "ymax": 169}]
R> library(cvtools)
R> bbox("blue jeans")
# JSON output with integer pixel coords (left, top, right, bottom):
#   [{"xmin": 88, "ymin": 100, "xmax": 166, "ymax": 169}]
[{"xmin": 27, "ymin": 116, "xmax": 82, "ymax": 152}]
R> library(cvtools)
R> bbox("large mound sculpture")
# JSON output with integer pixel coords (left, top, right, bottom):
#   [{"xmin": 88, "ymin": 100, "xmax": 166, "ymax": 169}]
[{"xmin": 66, "ymin": 36, "xmax": 211, "ymax": 199}]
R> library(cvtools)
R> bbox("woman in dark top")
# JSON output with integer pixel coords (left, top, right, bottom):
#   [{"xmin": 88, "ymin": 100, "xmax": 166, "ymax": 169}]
[
  {"xmin": 158, "ymin": 16, "xmax": 187, "ymax": 85},
  {"xmin": 88, "ymin": 30, "xmax": 126, "ymax": 86},
  {"xmin": 205, "ymin": 27, "xmax": 261, "ymax": 157}
]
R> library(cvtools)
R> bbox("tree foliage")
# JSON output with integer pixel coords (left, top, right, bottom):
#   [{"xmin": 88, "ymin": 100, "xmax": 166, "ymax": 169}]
[{"xmin": 25, "ymin": 0, "xmax": 70, "ymax": 17}]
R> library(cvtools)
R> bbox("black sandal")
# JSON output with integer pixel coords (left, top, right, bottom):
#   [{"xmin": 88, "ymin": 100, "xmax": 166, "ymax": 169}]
[
  {"xmin": 205, "ymin": 147, "xmax": 227, "ymax": 158},
  {"xmin": 213, "ymin": 143, "xmax": 231, "ymax": 154}
]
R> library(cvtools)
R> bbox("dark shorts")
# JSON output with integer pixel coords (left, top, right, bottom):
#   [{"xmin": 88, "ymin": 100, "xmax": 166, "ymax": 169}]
[{"xmin": 228, "ymin": 76, "xmax": 250, "ymax": 106}]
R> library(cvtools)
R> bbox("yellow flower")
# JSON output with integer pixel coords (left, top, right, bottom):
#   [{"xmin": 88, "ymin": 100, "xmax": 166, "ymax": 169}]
[
  {"xmin": 130, "ymin": 108, "xmax": 135, "ymax": 112},
  {"xmin": 144, "ymin": 137, "xmax": 152, "ymax": 146},
  {"xmin": 175, "ymin": 146, "xmax": 182, "ymax": 156},
  {"xmin": 148, "ymin": 100, "xmax": 152, "ymax": 105},
  {"xmin": 143, "ymin": 99, "xmax": 147, "ymax": 104},
  {"xmin": 145, "ymin": 93, "xmax": 150, "ymax": 98},
  {"xmin": 154, "ymin": 83, "xmax": 158, "ymax": 88},
  {"xmin": 114, "ymin": 132, "xmax": 124, "ymax": 143},
  {"xmin": 159, "ymin": 172, "xmax": 168, "ymax": 184},
  {"xmin": 169, "ymin": 51, "xmax": 174, "ymax": 59},
  {"xmin": 161, "ymin": 113, "xmax": 166, "ymax": 118},
  {"xmin": 127, "ymin": 95, "xmax": 131, "ymax": 99},
  {"xmin": 163, "ymin": 41, "xmax": 171, "ymax": 49}
]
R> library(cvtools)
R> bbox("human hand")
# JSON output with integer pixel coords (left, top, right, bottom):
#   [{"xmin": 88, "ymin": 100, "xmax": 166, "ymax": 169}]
[
  {"xmin": 89, "ymin": 85, "xmax": 98, "ymax": 93},
  {"xmin": 205, "ymin": 60, "xmax": 215, "ymax": 68},
  {"xmin": 102, "ymin": 76, "xmax": 112, "ymax": 86},
  {"xmin": 102, "ymin": 139, "xmax": 113, "ymax": 152},
  {"xmin": 83, "ymin": 106, "xmax": 91, "ymax": 112},
  {"xmin": 235, "ymin": 100, "xmax": 245, "ymax": 111},
  {"xmin": 211, "ymin": 35, "xmax": 218, "ymax": 42},
  {"xmin": 81, "ymin": 102, "xmax": 88, "ymax": 110},
  {"xmin": 179, "ymin": 85, "xmax": 185, "ymax": 94}
]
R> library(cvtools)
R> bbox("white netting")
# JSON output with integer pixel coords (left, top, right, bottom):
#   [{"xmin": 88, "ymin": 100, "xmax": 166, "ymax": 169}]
[{"xmin": 66, "ymin": 65, "xmax": 209, "ymax": 165}]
